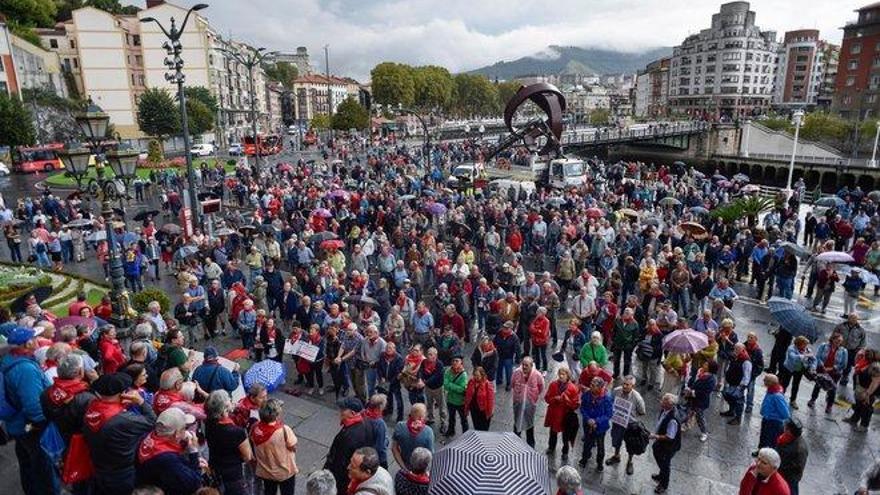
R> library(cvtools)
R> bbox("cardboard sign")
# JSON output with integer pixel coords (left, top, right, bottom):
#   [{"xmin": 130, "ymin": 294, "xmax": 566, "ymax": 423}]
[
  {"xmin": 611, "ymin": 396, "xmax": 634, "ymax": 427},
  {"xmin": 284, "ymin": 339, "xmax": 320, "ymax": 362}
]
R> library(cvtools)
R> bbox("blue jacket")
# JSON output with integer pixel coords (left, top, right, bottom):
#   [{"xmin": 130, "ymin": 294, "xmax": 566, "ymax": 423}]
[
  {"xmin": 0, "ymin": 353, "xmax": 51, "ymax": 436},
  {"xmin": 192, "ymin": 362, "xmax": 240, "ymax": 394},
  {"xmin": 814, "ymin": 344, "xmax": 848, "ymax": 375},
  {"xmin": 493, "ymin": 332, "xmax": 521, "ymax": 361},
  {"xmin": 579, "ymin": 392, "xmax": 613, "ymax": 434},
  {"xmin": 377, "ymin": 353, "xmax": 405, "ymax": 388},
  {"xmin": 136, "ymin": 451, "xmax": 203, "ymax": 495},
  {"xmin": 783, "ymin": 346, "xmax": 814, "ymax": 373},
  {"xmin": 760, "ymin": 392, "xmax": 791, "ymax": 423},
  {"xmin": 686, "ymin": 373, "xmax": 717, "ymax": 411},
  {"xmin": 413, "ymin": 312, "xmax": 434, "ymax": 335},
  {"xmin": 221, "ymin": 269, "xmax": 246, "ymax": 289}
]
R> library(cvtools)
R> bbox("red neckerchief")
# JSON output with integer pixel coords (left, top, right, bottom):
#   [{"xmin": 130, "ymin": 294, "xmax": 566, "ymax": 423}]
[
  {"xmin": 309, "ymin": 333, "xmax": 322, "ymax": 344},
  {"xmin": 153, "ymin": 390, "xmax": 185, "ymax": 414},
  {"xmin": 216, "ymin": 417, "xmax": 235, "ymax": 426},
  {"xmin": 347, "ymin": 478, "xmax": 363, "ymax": 495},
  {"xmin": 777, "ymin": 431, "xmax": 796, "ymax": 447},
  {"xmin": 47, "ymin": 378, "xmax": 90, "ymax": 407},
  {"xmin": 364, "ymin": 407, "xmax": 383, "ymax": 420},
  {"xmin": 745, "ymin": 341, "xmax": 759, "ymax": 352},
  {"xmin": 767, "ymin": 384, "xmax": 784, "ymax": 395},
  {"xmin": 397, "ymin": 295, "xmax": 407, "ymax": 309},
  {"xmin": 406, "ymin": 353, "xmax": 424, "ymax": 370},
  {"xmin": 823, "ymin": 345, "xmax": 838, "ymax": 370},
  {"xmin": 84, "ymin": 400, "xmax": 126, "ymax": 432},
  {"xmin": 404, "ymin": 471, "xmax": 430, "ymax": 484},
  {"xmin": 250, "ymin": 421, "xmax": 283, "ymax": 446},
  {"xmin": 480, "ymin": 341, "xmax": 496, "ymax": 354},
  {"xmin": 43, "ymin": 359, "xmax": 58, "ymax": 371},
  {"xmin": 137, "ymin": 431, "xmax": 184, "ymax": 463},
  {"xmin": 238, "ymin": 396, "xmax": 259, "ymax": 412},
  {"xmin": 407, "ymin": 417, "xmax": 426, "ymax": 436},
  {"xmin": 421, "ymin": 359, "xmax": 437, "ymax": 375},
  {"xmin": 341, "ymin": 413, "xmax": 364, "ymax": 428}
]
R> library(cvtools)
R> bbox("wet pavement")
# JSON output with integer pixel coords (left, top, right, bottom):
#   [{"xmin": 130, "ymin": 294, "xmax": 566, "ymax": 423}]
[{"xmin": 0, "ymin": 153, "xmax": 876, "ymax": 494}]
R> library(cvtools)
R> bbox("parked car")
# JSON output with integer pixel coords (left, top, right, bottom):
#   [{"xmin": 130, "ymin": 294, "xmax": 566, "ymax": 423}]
[
  {"xmin": 228, "ymin": 143, "xmax": 243, "ymax": 156},
  {"xmin": 190, "ymin": 143, "xmax": 215, "ymax": 156}
]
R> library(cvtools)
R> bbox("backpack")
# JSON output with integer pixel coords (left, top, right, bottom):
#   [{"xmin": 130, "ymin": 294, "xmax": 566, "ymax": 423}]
[
  {"xmin": 636, "ymin": 339, "xmax": 656, "ymax": 361},
  {"xmin": 623, "ymin": 421, "xmax": 651, "ymax": 456},
  {"xmin": 0, "ymin": 360, "xmax": 30, "ymax": 420}
]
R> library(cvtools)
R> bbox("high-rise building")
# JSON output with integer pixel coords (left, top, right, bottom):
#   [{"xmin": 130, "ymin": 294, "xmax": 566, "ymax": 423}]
[
  {"xmin": 816, "ymin": 43, "xmax": 839, "ymax": 109},
  {"xmin": 271, "ymin": 47, "xmax": 313, "ymax": 76},
  {"xmin": 668, "ymin": 1, "xmax": 778, "ymax": 119},
  {"xmin": 634, "ymin": 57, "xmax": 670, "ymax": 117},
  {"xmin": 832, "ymin": 2, "xmax": 880, "ymax": 119},
  {"xmin": 772, "ymin": 30, "xmax": 836, "ymax": 109}
]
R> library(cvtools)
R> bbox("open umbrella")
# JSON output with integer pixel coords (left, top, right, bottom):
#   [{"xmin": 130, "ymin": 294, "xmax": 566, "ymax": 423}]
[
  {"xmin": 618, "ymin": 208, "xmax": 640, "ymax": 218},
  {"xmin": 816, "ymin": 251, "xmax": 855, "ymax": 263},
  {"xmin": 10, "ymin": 286, "xmax": 53, "ymax": 315},
  {"xmin": 545, "ymin": 197, "xmax": 566, "ymax": 208},
  {"xmin": 768, "ymin": 297, "xmax": 818, "ymax": 341},
  {"xmin": 54, "ymin": 316, "xmax": 97, "ymax": 332},
  {"xmin": 327, "ymin": 189, "xmax": 350, "ymax": 200},
  {"xmin": 779, "ymin": 242, "xmax": 810, "ymax": 259},
  {"xmin": 344, "ymin": 295, "xmax": 379, "ymax": 306},
  {"xmin": 214, "ymin": 227, "xmax": 235, "ymax": 237},
  {"xmin": 837, "ymin": 265, "xmax": 880, "ymax": 286},
  {"xmin": 712, "ymin": 174, "xmax": 728, "ymax": 182},
  {"xmin": 717, "ymin": 180, "xmax": 733, "ymax": 188},
  {"xmin": 585, "ymin": 207, "xmax": 605, "ymax": 219},
  {"xmin": 238, "ymin": 224, "xmax": 257, "ymax": 234},
  {"xmin": 430, "ymin": 431, "xmax": 549, "ymax": 495},
  {"xmin": 658, "ymin": 197, "xmax": 681, "ymax": 207},
  {"xmin": 309, "ymin": 231, "xmax": 338, "ymax": 244},
  {"xmin": 243, "ymin": 359, "xmax": 286, "ymax": 393},
  {"xmin": 66, "ymin": 218, "xmax": 94, "ymax": 229},
  {"xmin": 678, "ymin": 222, "xmax": 707, "ymax": 237},
  {"xmin": 174, "ymin": 245, "xmax": 199, "ymax": 261},
  {"xmin": 732, "ymin": 173, "xmax": 750, "ymax": 183},
  {"xmin": 133, "ymin": 209, "xmax": 160, "ymax": 222},
  {"xmin": 662, "ymin": 329, "xmax": 709, "ymax": 354},
  {"xmin": 320, "ymin": 239, "xmax": 345, "ymax": 250},
  {"xmin": 691, "ymin": 170, "xmax": 706, "ymax": 179},
  {"xmin": 867, "ymin": 190, "xmax": 880, "ymax": 202},
  {"xmin": 815, "ymin": 196, "xmax": 845, "ymax": 208},
  {"xmin": 312, "ymin": 208, "xmax": 333, "ymax": 218},
  {"xmin": 85, "ymin": 231, "xmax": 106, "ymax": 242},
  {"xmin": 160, "ymin": 223, "xmax": 182, "ymax": 235},
  {"xmin": 690, "ymin": 206, "xmax": 710, "ymax": 216},
  {"xmin": 399, "ymin": 194, "xmax": 416, "ymax": 201},
  {"xmin": 426, "ymin": 203, "xmax": 447, "ymax": 216}
]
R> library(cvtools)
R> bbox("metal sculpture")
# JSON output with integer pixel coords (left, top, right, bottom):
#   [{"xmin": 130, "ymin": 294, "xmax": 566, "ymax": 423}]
[{"xmin": 483, "ymin": 83, "xmax": 567, "ymax": 162}]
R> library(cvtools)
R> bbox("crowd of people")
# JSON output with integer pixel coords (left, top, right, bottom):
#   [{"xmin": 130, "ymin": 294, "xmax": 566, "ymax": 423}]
[{"xmin": 0, "ymin": 134, "xmax": 879, "ymax": 495}]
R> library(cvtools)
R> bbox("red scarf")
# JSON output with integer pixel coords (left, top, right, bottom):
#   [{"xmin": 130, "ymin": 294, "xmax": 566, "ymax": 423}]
[
  {"xmin": 404, "ymin": 471, "xmax": 430, "ymax": 484},
  {"xmin": 407, "ymin": 417, "xmax": 426, "ymax": 436},
  {"xmin": 43, "ymin": 359, "xmax": 58, "ymax": 371},
  {"xmin": 406, "ymin": 353, "xmax": 425, "ymax": 370},
  {"xmin": 590, "ymin": 386, "xmax": 607, "ymax": 399},
  {"xmin": 364, "ymin": 407, "xmax": 383, "ymax": 420},
  {"xmin": 823, "ymin": 345, "xmax": 838, "ymax": 370},
  {"xmin": 309, "ymin": 333, "xmax": 322, "ymax": 345},
  {"xmin": 341, "ymin": 413, "xmax": 364, "ymax": 428},
  {"xmin": 767, "ymin": 384, "xmax": 784, "ymax": 395},
  {"xmin": 250, "ymin": 421, "xmax": 283, "ymax": 446},
  {"xmin": 480, "ymin": 341, "xmax": 496, "ymax": 354},
  {"xmin": 137, "ymin": 431, "xmax": 184, "ymax": 463},
  {"xmin": 777, "ymin": 431, "xmax": 796, "ymax": 447},
  {"xmin": 153, "ymin": 390, "xmax": 186, "ymax": 414},
  {"xmin": 347, "ymin": 479, "xmax": 363, "ymax": 495},
  {"xmin": 46, "ymin": 378, "xmax": 90, "ymax": 407},
  {"xmin": 84, "ymin": 400, "xmax": 126, "ymax": 432},
  {"xmin": 421, "ymin": 358, "xmax": 437, "ymax": 376}
]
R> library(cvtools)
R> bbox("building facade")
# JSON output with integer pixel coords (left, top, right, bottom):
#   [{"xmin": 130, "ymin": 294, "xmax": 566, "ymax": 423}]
[
  {"xmin": 35, "ymin": 23, "xmax": 83, "ymax": 97},
  {"xmin": 634, "ymin": 57, "xmax": 670, "ymax": 117},
  {"xmin": 271, "ymin": 47, "xmax": 312, "ymax": 76},
  {"xmin": 772, "ymin": 30, "xmax": 836, "ymax": 109},
  {"xmin": 669, "ymin": 1, "xmax": 778, "ymax": 119},
  {"xmin": 0, "ymin": 19, "xmax": 67, "ymax": 98},
  {"xmin": 832, "ymin": 2, "xmax": 880, "ymax": 120},
  {"xmin": 292, "ymin": 74, "xmax": 359, "ymax": 123}
]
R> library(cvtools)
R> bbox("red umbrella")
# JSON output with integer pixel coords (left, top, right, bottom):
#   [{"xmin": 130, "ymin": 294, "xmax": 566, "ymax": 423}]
[
  {"xmin": 320, "ymin": 239, "xmax": 345, "ymax": 250},
  {"xmin": 585, "ymin": 207, "xmax": 605, "ymax": 219}
]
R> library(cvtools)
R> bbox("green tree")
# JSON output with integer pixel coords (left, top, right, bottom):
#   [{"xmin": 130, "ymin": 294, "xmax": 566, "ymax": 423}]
[
  {"xmin": 186, "ymin": 99, "xmax": 214, "ymax": 136},
  {"xmin": 412, "ymin": 65, "xmax": 453, "ymax": 111},
  {"xmin": 136, "ymin": 88, "xmax": 179, "ymax": 158},
  {"xmin": 0, "ymin": 92, "xmax": 35, "ymax": 147},
  {"xmin": 310, "ymin": 113, "xmax": 330, "ymax": 130},
  {"xmin": 495, "ymin": 80, "xmax": 522, "ymax": 112},
  {"xmin": 588, "ymin": 108, "xmax": 611, "ymax": 125},
  {"xmin": 264, "ymin": 62, "xmax": 298, "ymax": 90},
  {"xmin": 184, "ymin": 86, "xmax": 218, "ymax": 115},
  {"xmin": 371, "ymin": 62, "xmax": 416, "ymax": 107},
  {"xmin": 760, "ymin": 117, "xmax": 793, "ymax": 133},
  {"xmin": 452, "ymin": 73, "xmax": 498, "ymax": 117},
  {"xmin": 0, "ymin": 0, "xmax": 57, "ymax": 26},
  {"xmin": 331, "ymin": 97, "xmax": 369, "ymax": 130},
  {"xmin": 800, "ymin": 112, "xmax": 850, "ymax": 144}
]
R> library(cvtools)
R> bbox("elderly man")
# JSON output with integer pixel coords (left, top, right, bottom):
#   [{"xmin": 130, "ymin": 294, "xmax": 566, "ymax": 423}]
[
  {"xmin": 325, "ymin": 398, "xmax": 377, "ymax": 495},
  {"xmin": 555, "ymin": 465, "xmax": 583, "ymax": 495},
  {"xmin": 834, "ymin": 313, "xmax": 866, "ymax": 386},
  {"xmin": 650, "ymin": 393, "xmax": 682, "ymax": 494},
  {"xmin": 512, "ymin": 356, "xmax": 545, "ymax": 448},
  {"xmin": 359, "ymin": 325, "xmax": 387, "ymax": 399},
  {"xmin": 739, "ymin": 448, "xmax": 791, "ymax": 495},
  {"xmin": 392, "ymin": 403, "xmax": 434, "ymax": 471},
  {"xmin": 41, "ymin": 353, "xmax": 95, "ymax": 444},
  {"xmin": 394, "ymin": 447, "xmax": 432, "ymax": 495},
  {"xmin": 347, "ymin": 447, "xmax": 394, "ymax": 495},
  {"xmin": 721, "ymin": 342, "xmax": 753, "ymax": 426},
  {"xmin": 306, "ymin": 469, "xmax": 338, "ymax": 495},
  {"xmin": 606, "ymin": 375, "xmax": 646, "ymax": 475},
  {"xmin": 135, "ymin": 408, "xmax": 203, "ymax": 495},
  {"xmin": 146, "ymin": 300, "xmax": 167, "ymax": 338}
]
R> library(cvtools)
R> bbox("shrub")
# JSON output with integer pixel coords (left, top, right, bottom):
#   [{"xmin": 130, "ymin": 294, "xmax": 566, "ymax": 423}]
[
  {"xmin": 131, "ymin": 288, "xmax": 171, "ymax": 315},
  {"xmin": 147, "ymin": 139, "xmax": 163, "ymax": 163}
]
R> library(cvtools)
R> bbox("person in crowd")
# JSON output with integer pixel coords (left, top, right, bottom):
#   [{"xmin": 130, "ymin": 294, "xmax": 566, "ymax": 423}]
[
  {"xmin": 720, "ymin": 342, "xmax": 753, "ymax": 425},
  {"xmin": 418, "ymin": 347, "xmax": 447, "ymax": 432},
  {"xmin": 544, "ymin": 366, "xmax": 581, "ymax": 462},
  {"xmin": 779, "ymin": 336, "xmax": 814, "ymax": 409},
  {"xmin": 393, "ymin": 447, "xmax": 431, "ymax": 495},
  {"xmin": 346, "ymin": 447, "xmax": 394, "ymax": 495},
  {"xmin": 738, "ymin": 448, "xmax": 791, "ymax": 495},
  {"xmin": 511, "ymin": 356, "xmax": 545, "ymax": 447},
  {"xmin": 493, "ymin": 321, "xmax": 521, "ymax": 391},
  {"xmin": 376, "ymin": 342, "xmax": 405, "ymax": 422},
  {"xmin": 651, "ymin": 393, "xmax": 682, "ymax": 494},
  {"xmin": 135, "ymin": 407, "xmax": 204, "ymax": 495},
  {"xmin": 391, "ymin": 403, "xmax": 434, "ymax": 472},
  {"xmin": 443, "ymin": 356, "xmax": 468, "ymax": 437},
  {"xmin": 555, "ymin": 465, "xmax": 584, "ymax": 495},
  {"xmin": 684, "ymin": 359, "xmax": 718, "ymax": 442},
  {"xmin": 204, "ymin": 390, "xmax": 252, "ymax": 495},
  {"xmin": 754, "ymin": 374, "xmax": 790, "ymax": 451},
  {"xmin": 305, "ymin": 469, "xmax": 338, "ymax": 495},
  {"xmin": 363, "ymin": 394, "xmax": 390, "ymax": 468},
  {"xmin": 250, "ymin": 398, "xmax": 299, "ymax": 495},
  {"xmin": 324, "ymin": 397, "xmax": 376, "ymax": 494},
  {"xmin": 193, "ymin": 346, "xmax": 241, "ymax": 394},
  {"xmin": 606, "ymin": 375, "xmax": 646, "ymax": 475},
  {"xmin": 776, "ymin": 419, "xmax": 808, "ymax": 495},
  {"xmin": 464, "ymin": 365, "xmax": 495, "ymax": 431},
  {"xmin": 808, "ymin": 332, "xmax": 848, "ymax": 415},
  {"xmin": 579, "ymin": 331, "xmax": 609, "ymax": 369},
  {"xmin": 579, "ymin": 376, "xmax": 613, "ymax": 471}
]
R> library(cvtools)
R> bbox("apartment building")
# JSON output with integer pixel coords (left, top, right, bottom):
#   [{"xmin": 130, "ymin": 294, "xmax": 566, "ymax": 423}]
[
  {"xmin": 832, "ymin": 2, "xmax": 880, "ymax": 119},
  {"xmin": 292, "ymin": 74, "xmax": 359, "ymax": 123},
  {"xmin": 0, "ymin": 19, "xmax": 67, "ymax": 98},
  {"xmin": 772, "ymin": 30, "xmax": 837, "ymax": 109},
  {"xmin": 634, "ymin": 57, "xmax": 670, "ymax": 117}
]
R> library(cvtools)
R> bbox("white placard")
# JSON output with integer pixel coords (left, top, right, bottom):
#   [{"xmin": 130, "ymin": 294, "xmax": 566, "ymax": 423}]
[{"xmin": 611, "ymin": 396, "xmax": 634, "ymax": 427}]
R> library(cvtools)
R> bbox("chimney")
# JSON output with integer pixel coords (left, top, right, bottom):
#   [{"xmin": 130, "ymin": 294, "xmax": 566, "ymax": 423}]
[{"xmin": 146, "ymin": 0, "xmax": 165, "ymax": 8}]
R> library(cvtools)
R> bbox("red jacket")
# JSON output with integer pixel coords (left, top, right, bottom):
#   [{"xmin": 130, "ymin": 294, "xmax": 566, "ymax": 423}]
[
  {"xmin": 99, "ymin": 338, "xmax": 126, "ymax": 374},
  {"xmin": 440, "ymin": 313, "xmax": 466, "ymax": 340},
  {"xmin": 507, "ymin": 231, "xmax": 523, "ymax": 252},
  {"xmin": 544, "ymin": 380, "xmax": 580, "ymax": 432},
  {"xmin": 738, "ymin": 468, "xmax": 791, "ymax": 495},
  {"xmin": 464, "ymin": 378, "xmax": 495, "ymax": 416},
  {"xmin": 529, "ymin": 316, "xmax": 551, "ymax": 347}
]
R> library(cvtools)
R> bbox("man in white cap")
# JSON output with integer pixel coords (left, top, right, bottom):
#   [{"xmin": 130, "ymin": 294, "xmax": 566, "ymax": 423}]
[{"xmin": 135, "ymin": 407, "xmax": 204, "ymax": 494}]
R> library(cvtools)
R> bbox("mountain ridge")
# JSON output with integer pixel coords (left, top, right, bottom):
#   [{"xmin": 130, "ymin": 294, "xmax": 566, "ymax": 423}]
[{"xmin": 469, "ymin": 45, "xmax": 672, "ymax": 79}]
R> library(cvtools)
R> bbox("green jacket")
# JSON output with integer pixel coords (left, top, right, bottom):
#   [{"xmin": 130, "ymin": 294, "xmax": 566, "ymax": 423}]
[
  {"xmin": 443, "ymin": 368, "xmax": 468, "ymax": 406},
  {"xmin": 612, "ymin": 320, "xmax": 641, "ymax": 351},
  {"xmin": 579, "ymin": 342, "xmax": 609, "ymax": 367}
]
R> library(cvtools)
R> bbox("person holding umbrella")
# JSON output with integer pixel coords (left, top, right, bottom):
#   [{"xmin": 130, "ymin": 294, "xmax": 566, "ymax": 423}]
[
  {"xmin": 778, "ymin": 336, "xmax": 815, "ymax": 410},
  {"xmin": 807, "ymin": 332, "xmax": 848, "ymax": 415}
]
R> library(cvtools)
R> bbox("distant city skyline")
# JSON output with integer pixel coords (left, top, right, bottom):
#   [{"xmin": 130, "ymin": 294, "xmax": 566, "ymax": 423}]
[{"xmin": 142, "ymin": 0, "xmax": 861, "ymax": 80}]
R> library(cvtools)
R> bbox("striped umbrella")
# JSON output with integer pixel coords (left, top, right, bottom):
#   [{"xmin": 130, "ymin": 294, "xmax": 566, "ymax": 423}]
[
  {"xmin": 429, "ymin": 431, "xmax": 549, "ymax": 495},
  {"xmin": 768, "ymin": 297, "xmax": 818, "ymax": 342},
  {"xmin": 244, "ymin": 359, "xmax": 286, "ymax": 393}
]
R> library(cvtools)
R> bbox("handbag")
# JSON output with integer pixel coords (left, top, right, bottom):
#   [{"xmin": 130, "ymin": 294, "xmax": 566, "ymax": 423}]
[{"xmin": 61, "ymin": 433, "xmax": 94, "ymax": 485}]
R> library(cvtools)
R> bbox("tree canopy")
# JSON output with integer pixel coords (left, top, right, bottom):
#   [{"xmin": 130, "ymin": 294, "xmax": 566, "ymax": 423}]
[
  {"xmin": 371, "ymin": 62, "xmax": 416, "ymax": 108},
  {"xmin": 137, "ymin": 88, "xmax": 179, "ymax": 141},
  {"xmin": 0, "ymin": 92, "xmax": 35, "ymax": 147},
  {"xmin": 264, "ymin": 62, "xmax": 298, "ymax": 90},
  {"xmin": 331, "ymin": 97, "xmax": 369, "ymax": 130}
]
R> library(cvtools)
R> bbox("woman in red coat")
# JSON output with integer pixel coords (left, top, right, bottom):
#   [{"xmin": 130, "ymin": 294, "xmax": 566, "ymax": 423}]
[
  {"xmin": 738, "ymin": 448, "xmax": 791, "ymax": 495},
  {"xmin": 544, "ymin": 367, "xmax": 581, "ymax": 461},
  {"xmin": 464, "ymin": 366, "xmax": 495, "ymax": 431},
  {"xmin": 529, "ymin": 307, "xmax": 551, "ymax": 372},
  {"xmin": 98, "ymin": 325, "xmax": 126, "ymax": 374},
  {"xmin": 507, "ymin": 228, "xmax": 523, "ymax": 253}
]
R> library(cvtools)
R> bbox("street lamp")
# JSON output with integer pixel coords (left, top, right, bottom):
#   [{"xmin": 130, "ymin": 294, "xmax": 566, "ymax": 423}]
[
  {"xmin": 396, "ymin": 107, "xmax": 430, "ymax": 161},
  {"xmin": 57, "ymin": 101, "xmax": 140, "ymax": 328},
  {"xmin": 217, "ymin": 45, "xmax": 277, "ymax": 175},
  {"xmin": 140, "ymin": 3, "xmax": 208, "ymax": 236},
  {"xmin": 785, "ymin": 109, "xmax": 805, "ymax": 196},
  {"xmin": 869, "ymin": 120, "xmax": 880, "ymax": 168}
]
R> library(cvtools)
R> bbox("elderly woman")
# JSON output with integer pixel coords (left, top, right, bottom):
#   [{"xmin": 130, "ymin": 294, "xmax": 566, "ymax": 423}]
[
  {"xmin": 305, "ymin": 470, "xmax": 338, "ymax": 495},
  {"xmin": 579, "ymin": 331, "xmax": 609, "ymax": 368},
  {"xmin": 555, "ymin": 465, "xmax": 584, "ymax": 495},
  {"xmin": 393, "ymin": 447, "xmax": 431, "ymax": 495},
  {"xmin": 205, "ymin": 390, "xmax": 253, "ymax": 495},
  {"xmin": 661, "ymin": 351, "xmax": 690, "ymax": 396},
  {"xmin": 544, "ymin": 366, "xmax": 580, "ymax": 461},
  {"xmin": 250, "ymin": 398, "xmax": 298, "ymax": 495}
]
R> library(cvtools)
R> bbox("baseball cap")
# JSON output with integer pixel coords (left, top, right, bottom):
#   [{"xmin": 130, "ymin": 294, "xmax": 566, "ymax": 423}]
[
  {"xmin": 156, "ymin": 407, "xmax": 196, "ymax": 435},
  {"xmin": 6, "ymin": 326, "xmax": 36, "ymax": 346}
]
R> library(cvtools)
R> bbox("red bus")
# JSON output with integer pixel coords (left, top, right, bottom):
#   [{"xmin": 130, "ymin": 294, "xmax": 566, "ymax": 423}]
[
  {"xmin": 12, "ymin": 143, "xmax": 65, "ymax": 173},
  {"xmin": 303, "ymin": 130, "xmax": 318, "ymax": 146},
  {"xmin": 243, "ymin": 135, "xmax": 283, "ymax": 156}
]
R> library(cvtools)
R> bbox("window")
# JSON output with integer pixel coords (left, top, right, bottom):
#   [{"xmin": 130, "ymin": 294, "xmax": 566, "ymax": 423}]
[
  {"xmin": 0, "ymin": 82, "xmax": 7, "ymax": 94},
  {"xmin": 70, "ymin": 39, "xmax": 75, "ymax": 49},
  {"xmin": 49, "ymin": 39, "xmax": 58, "ymax": 49},
  {"xmin": 869, "ymin": 94, "xmax": 878, "ymax": 103},
  {"xmin": 133, "ymin": 35, "xmax": 140, "ymax": 46},
  {"xmin": 795, "ymin": 65, "xmax": 807, "ymax": 72},
  {"xmin": 796, "ymin": 55, "xmax": 808, "ymax": 62},
  {"xmin": 72, "ymin": 59, "xmax": 78, "ymax": 69},
  {"xmin": 852, "ymin": 43, "xmax": 862, "ymax": 54},
  {"xmin": 849, "ymin": 59, "xmax": 859, "ymax": 70},
  {"xmin": 135, "ymin": 55, "xmax": 142, "ymax": 66},
  {"xmin": 125, "ymin": 34, "xmax": 131, "ymax": 45},
  {"xmin": 871, "ymin": 75, "xmax": 880, "ymax": 89},
  {"xmin": 131, "ymin": 74, "xmax": 135, "ymax": 85}
]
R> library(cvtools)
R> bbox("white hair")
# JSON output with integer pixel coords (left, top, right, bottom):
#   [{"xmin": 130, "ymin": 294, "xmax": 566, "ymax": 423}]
[
  {"xmin": 556, "ymin": 465, "xmax": 582, "ymax": 493},
  {"xmin": 757, "ymin": 447, "xmax": 781, "ymax": 469}
]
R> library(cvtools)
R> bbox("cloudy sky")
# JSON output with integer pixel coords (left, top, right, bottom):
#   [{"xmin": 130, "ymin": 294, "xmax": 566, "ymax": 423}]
[{"xmin": 158, "ymin": 0, "xmax": 863, "ymax": 80}]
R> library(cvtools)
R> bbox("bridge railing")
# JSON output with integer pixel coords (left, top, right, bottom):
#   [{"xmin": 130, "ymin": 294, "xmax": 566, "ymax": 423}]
[
  {"xmin": 715, "ymin": 152, "xmax": 875, "ymax": 168},
  {"xmin": 559, "ymin": 121, "xmax": 710, "ymax": 146}
]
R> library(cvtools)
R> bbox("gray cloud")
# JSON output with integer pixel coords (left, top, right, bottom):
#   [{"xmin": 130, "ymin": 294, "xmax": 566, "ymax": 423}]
[{"xmin": 158, "ymin": 0, "xmax": 862, "ymax": 80}]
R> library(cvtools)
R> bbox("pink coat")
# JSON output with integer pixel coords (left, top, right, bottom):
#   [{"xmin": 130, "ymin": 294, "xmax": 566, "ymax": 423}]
[{"xmin": 511, "ymin": 368, "xmax": 545, "ymax": 404}]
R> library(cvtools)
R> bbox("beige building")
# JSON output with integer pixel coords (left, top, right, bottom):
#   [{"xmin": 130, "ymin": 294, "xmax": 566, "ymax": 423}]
[
  {"xmin": 0, "ymin": 19, "xmax": 67, "ymax": 98},
  {"xmin": 292, "ymin": 74, "xmax": 360, "ymax": 123},
  {"xmin": 35, "ymin": 23, "xmax": 82, "ymax": 96}
]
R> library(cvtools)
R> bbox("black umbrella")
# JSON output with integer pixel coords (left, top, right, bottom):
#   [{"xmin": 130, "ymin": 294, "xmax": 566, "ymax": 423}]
[
  {"xmin": 238, "ymin": 224, "xmax": 257, "ymax": 233},
  {"xmin": 448, "ymin": 221, "xmax": 472, "ymax": 237},
  {"xmin": 10, "ymin": 286, "xmax": 53, "ymax": 315},
  {"xmin": 309, "ymin": 231, "xmax": 338, "ymax": 244},
  {"xmin": 160, "ymin": 223, "xmax": 182, "ymax": 235},
  {"xmin": 133, "ymin": 209, "xmax": 159, "ymax": 222},
  {"xmin": 112, "ymin": 207, "xmax": 126, "ymax": 218},
  {"xmin": 343, "ymin": 295, "xmax": 379, "ymax": 306},
  {"xmin": 66, "ymin": 218, "xmax": 94, "ymax": 228}
]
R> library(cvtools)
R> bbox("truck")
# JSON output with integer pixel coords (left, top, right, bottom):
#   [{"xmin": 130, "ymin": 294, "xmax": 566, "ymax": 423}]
[{"xmin": 447, "ymin": 155, "xmax": 588, "ymax": 192}]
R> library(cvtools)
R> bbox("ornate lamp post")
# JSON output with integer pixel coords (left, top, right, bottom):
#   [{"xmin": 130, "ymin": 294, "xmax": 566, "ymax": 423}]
[
  {"xmin": 57, "ymin": 101, "xmax": 140, "ymax": 328},
  {"xmin": 785, "ymin": 109, "xmax": 805, "ymax": 196}
]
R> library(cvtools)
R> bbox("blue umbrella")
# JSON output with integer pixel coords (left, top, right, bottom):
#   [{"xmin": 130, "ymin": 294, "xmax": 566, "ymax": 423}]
[
  {"xmin": 815, "ymin": 196, "xmax": 845, "ymax": 208},
  {"xmin": 768, "ymin": 297, "xmax": 818, "ymax": 342},
  {"xmin": 244, "ymin": 359, "xmax": 286, "ymax": 393},
  {"xmin": 430, "ymin": 431, "xmax": 549, "ymax": 495},
  {"xmin": 690, "ymin": 206, "xmax": 710, "ymax": 216}
]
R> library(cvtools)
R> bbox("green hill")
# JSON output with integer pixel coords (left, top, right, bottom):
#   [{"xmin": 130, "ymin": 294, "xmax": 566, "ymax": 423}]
[{"xmin": 469, "ymin": 45, "xmax": 671, "ymax": 79}]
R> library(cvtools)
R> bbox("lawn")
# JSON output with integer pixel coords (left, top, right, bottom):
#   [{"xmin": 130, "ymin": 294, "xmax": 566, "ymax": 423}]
[{"xmin": 43, "ymin": 158, "xmax": 236, "ymax": 188}]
